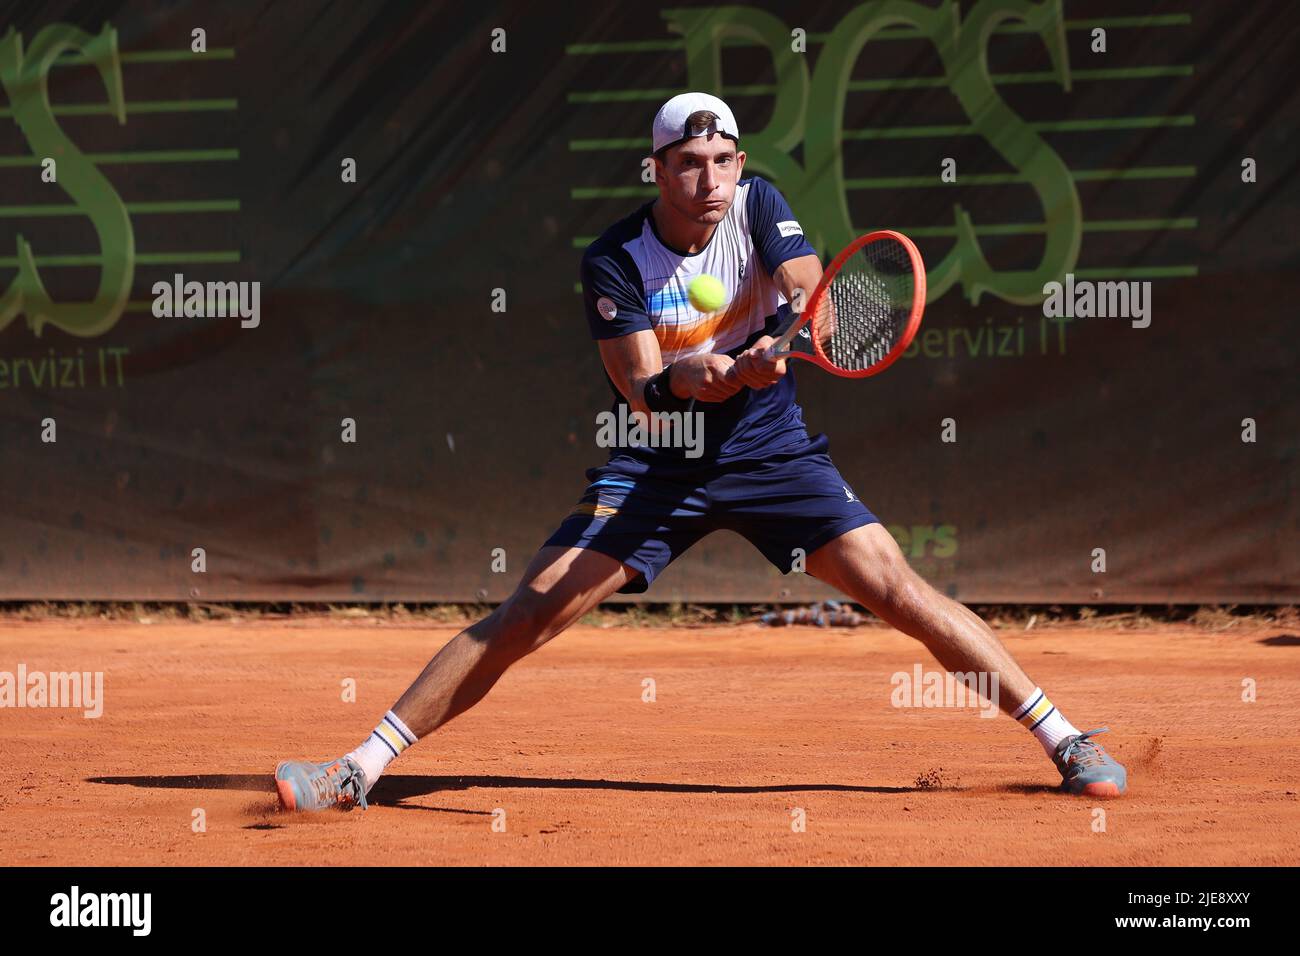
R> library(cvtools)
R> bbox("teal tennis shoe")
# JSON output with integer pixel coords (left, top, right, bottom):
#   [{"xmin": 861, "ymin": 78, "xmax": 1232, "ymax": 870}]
[
  {"xmin": 275, "ymin": 756, "xmax": 369, "ymax": 812},
  {"xmin": 1053, "ymin": 728, "xmax": 1127, "ymax": 797}
]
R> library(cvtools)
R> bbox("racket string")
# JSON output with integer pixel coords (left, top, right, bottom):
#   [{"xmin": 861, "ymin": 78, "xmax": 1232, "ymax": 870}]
[{"xmin": 817, "ymin": 237, "xmax": 914, "ymax": 372}]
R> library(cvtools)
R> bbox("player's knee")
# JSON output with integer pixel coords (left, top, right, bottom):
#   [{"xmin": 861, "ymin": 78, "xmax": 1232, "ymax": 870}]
[{"xmin": 872, "ymin": 546, "xmax": 926, "ymax": 617}]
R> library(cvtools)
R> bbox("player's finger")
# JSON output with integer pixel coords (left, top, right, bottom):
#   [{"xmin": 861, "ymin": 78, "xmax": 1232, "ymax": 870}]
[
  {"xmin": 752, "ymin": 347, "xmax": 783, "ymax": 373},
  {"xmin": 710, "ymin": 380, "xmax": 744, "ymax": 399},
  {"xmin": 701, "ymin": 377, "xmax": 743, "ymax": 401},
  {"xmin": 746, "ymin": 349, "xmax": 787, "ymax": 381},
  {"xmin": 734, "ymin": 348, "xmax": 769, "ymax": 376},
  {"xmin": 732, "ymin": 365, "xmax": 772, "ymax": 389}
]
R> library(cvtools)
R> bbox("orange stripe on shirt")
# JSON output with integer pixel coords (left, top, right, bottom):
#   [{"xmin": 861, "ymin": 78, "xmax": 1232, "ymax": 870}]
[{"xmin": 655, "ymin": 281, "xmax": 757, "ymax": 353}]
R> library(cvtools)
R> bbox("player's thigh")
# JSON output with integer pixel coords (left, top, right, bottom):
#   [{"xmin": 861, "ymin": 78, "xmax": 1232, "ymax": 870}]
[
  {"xmin": 493, "ymin": 545, "xmax": 636, "ymax": 651},
  {"xmin": 708, "ymin": 443, "xmax": 877, "ymax": 575},
  {"xmin": 806, "ymin": 522, "xmax": 930, "ymax": 616}
]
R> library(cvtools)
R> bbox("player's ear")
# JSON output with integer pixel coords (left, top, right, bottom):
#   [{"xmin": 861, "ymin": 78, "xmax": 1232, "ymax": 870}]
[{"xmin": 735, "ymin": 149, "xmax": 746, "ymax": 176}]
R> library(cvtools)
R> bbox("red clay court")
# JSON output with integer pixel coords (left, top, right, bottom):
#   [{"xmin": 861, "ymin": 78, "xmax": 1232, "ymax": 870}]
[{"xmin": 2, "ymin": 613, "xmax": 1296, "ymax": 866}]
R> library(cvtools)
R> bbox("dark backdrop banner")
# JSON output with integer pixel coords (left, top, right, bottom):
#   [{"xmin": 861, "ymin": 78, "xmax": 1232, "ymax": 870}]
[{"xmin": 0, "ymin": 0, "xmax": 1295, "ymax": 602}]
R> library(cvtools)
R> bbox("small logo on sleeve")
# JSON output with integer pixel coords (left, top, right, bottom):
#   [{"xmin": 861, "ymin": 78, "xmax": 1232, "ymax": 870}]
[
  {"xmin": 776, "ymin": 220, "xmax": 803, "ymax": 237},
  {"xmin": 596, "ymin": 297, "xmax": 618, "ymax": 321}
]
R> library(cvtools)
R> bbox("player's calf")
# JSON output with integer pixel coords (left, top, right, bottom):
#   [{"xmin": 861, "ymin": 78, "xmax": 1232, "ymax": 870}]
[
  {"xmin": 273, "ymin": 546, "xmax": 634, "ymax": 811},
  {"xmin": 808, "ymin": 524, "xmax": 1128, "ymax": 796}
]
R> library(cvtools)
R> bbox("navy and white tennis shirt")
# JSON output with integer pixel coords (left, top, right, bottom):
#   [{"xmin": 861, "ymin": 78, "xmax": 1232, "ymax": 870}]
[{"xmin": 579, "ymin": 175, "xmax": 819, "ymax": 465}]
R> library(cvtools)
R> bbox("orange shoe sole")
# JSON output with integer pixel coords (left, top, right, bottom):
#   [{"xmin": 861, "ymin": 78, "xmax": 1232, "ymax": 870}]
[{"xmin": 1072, "ymin": 779, "xmax": 1124, "ymax": 798}]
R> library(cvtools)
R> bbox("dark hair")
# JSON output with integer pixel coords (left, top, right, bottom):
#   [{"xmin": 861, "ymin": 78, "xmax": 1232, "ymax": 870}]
[
  {"xmin": 684, "ymin": 109, "xmax": 720, "ymax": 137},
  {"xmin": 653, "ymin": 110, "xmax": 735, "ymax": 163}
]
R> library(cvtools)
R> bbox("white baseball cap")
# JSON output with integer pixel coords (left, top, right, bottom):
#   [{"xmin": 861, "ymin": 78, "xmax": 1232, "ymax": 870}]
[{"xmin": 652, "ymin": 92, "xmax": 740, "ymax": 154}]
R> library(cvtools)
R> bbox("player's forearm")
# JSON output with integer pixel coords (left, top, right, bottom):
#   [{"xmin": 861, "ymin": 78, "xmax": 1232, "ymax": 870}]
[
  {"xmin": 776, "ymin": 254, "xmax": 831, "ymax": 347},
  {"xmin": 616, "ymin": 368, "xmax": 665, "ymax": 420},
  {"xmin": 775, "ymin": 254, "xmax": 823, "ymax": 315},
  {"xmin": 598, "ymin": 331, "xmax": 667, "ymax": 418},
  {"xmin": 629, "ymin": 371, "xmax": 662, "ymax": 416},
  {"xmin": 666, "ymin": 357, "xmax": 698, "ymax": 399}
]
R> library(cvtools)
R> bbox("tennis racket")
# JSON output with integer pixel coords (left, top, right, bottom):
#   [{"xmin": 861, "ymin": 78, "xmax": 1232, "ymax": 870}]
[{"xmin": 729, "ymin": 229, "xmax": 925, "ymax": 380}]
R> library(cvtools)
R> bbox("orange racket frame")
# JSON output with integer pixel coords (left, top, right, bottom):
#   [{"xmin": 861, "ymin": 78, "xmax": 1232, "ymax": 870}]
[{"xmin": 769, "ymin": 229, "xmax": 926, "ymax": 379}]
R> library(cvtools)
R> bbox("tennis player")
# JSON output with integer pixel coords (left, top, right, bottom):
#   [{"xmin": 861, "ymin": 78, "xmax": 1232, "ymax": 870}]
[{"xmin": 275, "ymin": 92, "xmax": 1127, "ymax": 811}]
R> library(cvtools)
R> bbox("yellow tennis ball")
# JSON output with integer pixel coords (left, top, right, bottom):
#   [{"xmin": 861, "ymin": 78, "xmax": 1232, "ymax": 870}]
[{"xmin": 687, "ymin": 274, "xmax": 727, "ymax": 312}]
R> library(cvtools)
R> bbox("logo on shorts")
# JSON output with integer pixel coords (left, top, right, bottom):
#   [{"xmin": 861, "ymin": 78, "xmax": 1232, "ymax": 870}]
[
  {"xmin": 596, "ymin": 296, "xmax": 618, "ymax": 321},
  {"xmin": 843, "ymin": 485, "xmax": 857, "ymax": 502}
]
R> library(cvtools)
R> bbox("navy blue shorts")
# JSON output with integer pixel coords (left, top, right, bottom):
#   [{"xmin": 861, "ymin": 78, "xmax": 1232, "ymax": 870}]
[{"xmin": 543, "ymin": 434, "xmax": 878, "ymax": 594}]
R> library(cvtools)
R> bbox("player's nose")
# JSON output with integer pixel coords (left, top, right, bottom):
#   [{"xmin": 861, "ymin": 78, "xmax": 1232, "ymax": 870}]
[{"xmin": 699, "ymin": 162, "xmax": 719, "ymax": 192}]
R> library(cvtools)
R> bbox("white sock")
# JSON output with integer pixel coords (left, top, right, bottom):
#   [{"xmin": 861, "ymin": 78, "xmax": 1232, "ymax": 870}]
[
  {"xmin": 1012, "ymin": 688, "xmax": 1082, "ymax": 757},
  {"xmin": 346, "ymin": 710, "xmax": 418, "ymax": 792}
]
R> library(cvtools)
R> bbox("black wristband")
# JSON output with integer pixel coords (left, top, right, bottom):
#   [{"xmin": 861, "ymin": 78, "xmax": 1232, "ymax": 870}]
[{"xmin": 643, "ymin": 363, "xmax": 691, "ymax": 414}]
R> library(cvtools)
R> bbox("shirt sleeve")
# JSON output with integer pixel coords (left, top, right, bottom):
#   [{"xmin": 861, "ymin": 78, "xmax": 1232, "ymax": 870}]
[
  {"xmin": 580, "ymin": 244, "xmax": 651, "ymax": 340},
  {"xmin": 747, "ymin": 176, "xmax": 817, "ymax": 275}
]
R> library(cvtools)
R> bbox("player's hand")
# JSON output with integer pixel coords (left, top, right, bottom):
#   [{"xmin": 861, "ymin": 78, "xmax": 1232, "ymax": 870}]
[
  {"xmin": 730, "ymin": 336, "xmax": 787, "ymax": 389},
  {"xmin": 672, "ymin": 353, "xmax": 743, "ymax": 403}
]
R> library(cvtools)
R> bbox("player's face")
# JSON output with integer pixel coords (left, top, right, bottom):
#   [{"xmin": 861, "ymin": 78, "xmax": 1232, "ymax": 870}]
[{"xmin": 656, "ymin": 134, "xmax": 746, "ymax": 225}]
